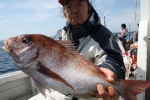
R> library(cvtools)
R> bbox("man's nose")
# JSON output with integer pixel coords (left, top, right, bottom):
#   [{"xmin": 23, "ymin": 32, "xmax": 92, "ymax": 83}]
[
  {"xmin": 72, "ymin": 6, "xmax": 78, "ymax": 13},
  {"xmin": 72, "ymin": 5, "xmax": 78, "ymax": 13}
]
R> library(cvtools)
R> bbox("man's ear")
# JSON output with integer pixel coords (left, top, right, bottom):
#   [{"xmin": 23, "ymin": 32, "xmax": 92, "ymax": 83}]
[
  {"xmin": 63, "ymin": 10, "xmax": 66, "ymax": 17},
  {"xmin": 88, "ymin": 5, "xmax": 93, "ymax": 17}
]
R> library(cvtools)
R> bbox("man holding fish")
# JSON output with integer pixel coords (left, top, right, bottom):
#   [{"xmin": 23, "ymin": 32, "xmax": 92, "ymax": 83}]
[
  {"xmin": 3, "ymin": 0, "xmax": 150, "ymax": 100},
  {"xmin": 35, "ymin": 0, "xmax": 125, "ymax": 100}
]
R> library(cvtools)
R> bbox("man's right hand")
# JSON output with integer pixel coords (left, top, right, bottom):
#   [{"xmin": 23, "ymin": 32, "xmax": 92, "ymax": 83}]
[{"xmin": 95, "ymin": 68, "xmax": 119, "ymax": 100}]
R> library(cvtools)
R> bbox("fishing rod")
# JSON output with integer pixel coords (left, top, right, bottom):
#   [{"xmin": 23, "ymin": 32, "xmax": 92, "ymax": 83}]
[
  {"xmin": 125, "ymin": 13, "xmax": 134, "ymax": 40},
  {"xmin": 133, "ymin": 0, "xmax": 137, "ymax": 43}
]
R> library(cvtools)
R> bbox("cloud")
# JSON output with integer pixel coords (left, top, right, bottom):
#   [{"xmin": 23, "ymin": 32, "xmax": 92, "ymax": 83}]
[
  {"xmin": 25, "ymin": 11, "xmax": 58, "ymax": 21},
  {"xmin": 0, "ymin": 0, "xmax": 62, "ymax": 25},
  {"xmin": 0, "ymin": 15, "xmax": 5, "ymax": 19},
  {"xmin": 13, "ymin": 0, "xmax": 59, "ymax": 10},
  {"xmin": 0, "ymin": 18, "xmax": 16, "ymax": 26},
  {"xmin": 0, "ymin": 0, "xmax": 141, "ymax": 40},
  {"xmin": 0, "ymin": 3, "xmax": 5, "ymax": 8}
]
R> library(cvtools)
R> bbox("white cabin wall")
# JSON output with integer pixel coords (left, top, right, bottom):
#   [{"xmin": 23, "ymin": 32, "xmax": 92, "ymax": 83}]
[{"xmin": 136, "ymin": 0, "xmax": 150, "ymax": 100}]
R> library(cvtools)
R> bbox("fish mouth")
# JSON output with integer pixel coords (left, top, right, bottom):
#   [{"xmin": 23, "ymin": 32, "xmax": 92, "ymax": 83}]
[
  {"xmin": 2, "ymin": 39, "xmax": 13, "ymax": 53},
  {"xmin": 2, "ymin": 45, "xmax": 19, "ymax": 62},
  {"xmin": 2, "ymin": 46, "xmax": 12, "ymax": 54},
  {"xmin": 2, "ymin": 44, "xmax": 39, "ymax": 67}
]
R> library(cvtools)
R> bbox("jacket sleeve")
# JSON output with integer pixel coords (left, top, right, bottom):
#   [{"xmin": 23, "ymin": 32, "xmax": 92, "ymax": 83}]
[{"xmin": 93, "ymin": 28, "xmax": 126, "ymax": 80}]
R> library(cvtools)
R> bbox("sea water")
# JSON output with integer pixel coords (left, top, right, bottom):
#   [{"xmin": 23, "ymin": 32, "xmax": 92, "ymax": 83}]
[{"xmin": 0, "ymin": 41, "xmax": 19, "ymax": 75}]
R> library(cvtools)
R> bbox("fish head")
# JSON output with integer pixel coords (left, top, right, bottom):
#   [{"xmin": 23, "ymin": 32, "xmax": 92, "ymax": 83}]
[{"xmin": 2, "ymin": 34, "xmax": 43, "ymax": 68}]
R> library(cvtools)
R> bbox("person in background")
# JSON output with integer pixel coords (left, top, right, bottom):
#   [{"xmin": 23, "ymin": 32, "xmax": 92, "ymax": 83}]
[
  {"xmin": 118, "ymin": 23, "xmax": 128, "ymax": 38},
  {"xmin": 118, "ymin": 23, "xmax": 128, "ymax": 51},
  {"xmin": 29, "ymin": 0, "xmax": 125, "ymax": 100}
]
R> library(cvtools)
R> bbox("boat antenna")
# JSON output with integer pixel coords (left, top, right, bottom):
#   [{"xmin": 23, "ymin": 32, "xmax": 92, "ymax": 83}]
[
  {"xmin": 101, "ymin": 5, "xmax": 113, "ymax": 27},
  {"xmin": 93, "ymin": 0, "xmax": 113, "ymax": 27},
  {"xmin": 133, "ymin": 0, "xmax": 137, "ymax": 43}
]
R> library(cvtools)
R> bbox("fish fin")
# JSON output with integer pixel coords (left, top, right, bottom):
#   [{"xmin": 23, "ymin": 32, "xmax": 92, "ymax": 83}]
[
  {"xmin": 56, "ymin": 40, "xmax": 106, "ymax": 77},
  {"xmin": 56, "ymin": 40, "xmax": 77, "ymax": 51},
  {"xmin": 34, "ymin": 80, "xmax": 47, "ymax": 97},
  {"xmin": 119, "ymin": 79, "xmax": 150, "ymax": 100},
  {"xmin": 38, "ymin": 63, "xmax": 74, "ymax": 91},
  {"xmin": 56, "ymin": 40, "xmax": 91, "ymax": 58}
]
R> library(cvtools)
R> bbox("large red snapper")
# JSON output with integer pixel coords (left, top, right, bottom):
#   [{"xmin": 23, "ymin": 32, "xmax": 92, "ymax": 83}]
[{"xmin": 2, "ymin": 34, "xmax": 150, "ymax": 100}]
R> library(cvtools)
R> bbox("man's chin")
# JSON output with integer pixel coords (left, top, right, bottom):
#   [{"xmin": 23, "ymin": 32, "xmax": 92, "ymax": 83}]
[
  {"xmin": 71, "ymin": 21, "xmax": 83, "ymax": 27},
  {"xmin": 72, "ymin": 23, "xmax": 79, "ymax": 27},
  {"xmin": 71, "ymin": 18, "xmax": 83, "ymax": 26}
]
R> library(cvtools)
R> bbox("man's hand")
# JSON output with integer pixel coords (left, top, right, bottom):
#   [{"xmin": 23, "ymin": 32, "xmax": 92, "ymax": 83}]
[{"xmin": 95, "ymin": 68, "xmax": 119, "ymax": 100}]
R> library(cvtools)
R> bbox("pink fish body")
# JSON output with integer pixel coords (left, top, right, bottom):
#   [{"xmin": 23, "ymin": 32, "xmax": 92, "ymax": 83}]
[{"xmin": 2, "ymin": 34, "xmax": 150, "ymax": 100}]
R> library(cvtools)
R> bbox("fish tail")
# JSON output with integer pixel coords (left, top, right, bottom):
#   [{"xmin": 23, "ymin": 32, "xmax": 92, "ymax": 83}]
[{"xmin": 118, "ymin": 79, "xmax": 150, "ymax": 100}]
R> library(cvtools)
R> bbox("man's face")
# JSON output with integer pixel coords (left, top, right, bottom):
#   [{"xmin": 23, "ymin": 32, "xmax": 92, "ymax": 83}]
[{"xmin": 63, "ymin": 0, "xmax": 89, "ymax": 27}]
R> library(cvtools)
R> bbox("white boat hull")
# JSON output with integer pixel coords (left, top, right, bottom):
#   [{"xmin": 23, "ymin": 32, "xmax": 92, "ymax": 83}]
[{"xmin": 0, "ymin": 71, "xmax": 38, "ymax": 100}]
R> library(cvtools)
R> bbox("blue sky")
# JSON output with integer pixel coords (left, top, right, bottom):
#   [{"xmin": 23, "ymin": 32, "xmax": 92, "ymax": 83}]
[{"xmin": 0, "ymin": 0, "xmax": 140, "ymax": 40}]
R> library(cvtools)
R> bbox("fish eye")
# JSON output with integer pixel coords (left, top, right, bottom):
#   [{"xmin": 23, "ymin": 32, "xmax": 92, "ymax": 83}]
[{"xmin": 22, "ymin": 36, "xmax": 31, "ymax": 44}]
